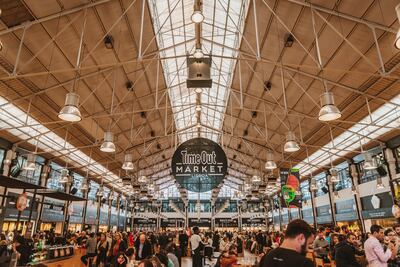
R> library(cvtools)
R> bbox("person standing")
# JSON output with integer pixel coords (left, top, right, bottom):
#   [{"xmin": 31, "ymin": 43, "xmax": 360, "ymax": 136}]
[
  {"xmin": 365, "ymin": 225, "xmax": 397, "ymax": 267},
  {"xmin": 261, "ymin": 219, "xmax": 315, "ymax": 267},
  {"xmin": 190, "ymin": 227, "xmax": 204, "ymax": 267},
  {"xmin": 313, "ymin": 227, "xmax": 329, "ymax": 262},
  {"xmin": 335, "ymin": 233, "xmax": 363, "ymax": 267},
  {"xmin": 96, "ymin": 233, "xmax": 110, "ymax": 266},
  {"xmin": 178, "ymin": 230, "xmax": 188, "ymax": 257},
  {"xmin": 81, "ymin": 232, "xmax": 97, "ymax": 266},
  {"xmin": 135, "ymin": 233, "xmax": 152, "ymax": 260}
]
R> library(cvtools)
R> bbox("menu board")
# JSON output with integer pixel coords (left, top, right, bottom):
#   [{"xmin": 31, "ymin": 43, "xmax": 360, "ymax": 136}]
[
  {"xmin": 41, "ymin": 198, "xmax": 65, "ymax": 222},
  {"xmin": 335, "ymin": 199, "xmax": 358, "ymax": 222},
  {"xmin": 316, "ymin": 205, "xmax": 332, "ymax": 224},
  {"xmin": 4, "ymin": 192, "xmax": 38, "ymax": 220},
  {"xmin": 361, "ymin": 192, "xmax": 394, "ymax": 219}
]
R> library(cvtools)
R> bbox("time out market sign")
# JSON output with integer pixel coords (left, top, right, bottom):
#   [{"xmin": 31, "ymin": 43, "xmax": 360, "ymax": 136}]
[{"xmin": 172, "ymin": 138, "xmax": 227, "ymax": 192}]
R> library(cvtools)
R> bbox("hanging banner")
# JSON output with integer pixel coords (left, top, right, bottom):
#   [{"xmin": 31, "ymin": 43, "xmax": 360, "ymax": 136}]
[
  {"xmin": 172, "ymin": 137, "xmax": 228, "ymax": 192},
  {"xmin": 280, "ymin": 168, "xmax": 302, "ymax": 208}
]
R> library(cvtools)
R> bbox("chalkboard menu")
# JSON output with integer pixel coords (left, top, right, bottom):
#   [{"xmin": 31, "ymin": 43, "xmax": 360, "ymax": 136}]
[
  {"xmin": 134, "ymin": 218, "xmax": 156, "ymax": 227},
  {"xmin": 188, "ymin": 218, "xmax": 211, "ymax": 227},
  {"xmin": 214, "ymin": 218, "xmax": 238, "ymax": 227},
  {"xmin": 161, "ymin": 218, "xmax": 185, "ymax": 228}
]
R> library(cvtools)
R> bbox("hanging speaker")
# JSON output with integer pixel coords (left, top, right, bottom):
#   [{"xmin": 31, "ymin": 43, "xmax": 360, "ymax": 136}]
[
  {"xmin": 377, "ymin": 165, "xmax": 387, "ymax": 177},
  {"xmin": 70, "ymin": 187, "xmax": 78, "ymax": 195},
  {"xmin": 186, "ymin": 57, "xmax": 212, "ymax": 88}
]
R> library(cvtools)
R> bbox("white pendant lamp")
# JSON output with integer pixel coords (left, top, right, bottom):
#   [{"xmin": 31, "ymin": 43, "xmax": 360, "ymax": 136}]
[
  {"xmin": 122, "ymin": 154, "xmax": 134, "ymax": 170},
  {"xmin": 318, "ymin": 92, "xmax": 341, "ymax": 121},
  {"xmin": 100, "ymin": 131, "xmax": 116, "ymax": 153},
  {"xmin": 284, "ymin": 131, "xmax": 300, "ymax": 152},
  {"xmin": 330, "ymin": 168, "xmax": 340, "ymax": 183},
  {"xmin": 363, "ymin": 152, "xmax": 377, "ymax": 170},
  {"xmin": 138, "ymin": 174, "xmax": 147, "ymax": 184},
  {"xmin": 251, "ymin": 174, "xmax": 262, "ymax": 183},
  {"xmin": 265, "ymin": 150, "xmax": 277, "ymax": 170},
  {"xmin": 24, "ymin": 154, "xmax": 36, "ymax": 171},
  {"xmin": 395, "ymin": 4, "xmax": 400, "ymax": 49},
  {"xmin": 58, "ymin": 92, "xmax": 82, "ymax": 122},
  {"xmin": 191, "ymin": 0, "xmax": 204, "ymax": 23}
]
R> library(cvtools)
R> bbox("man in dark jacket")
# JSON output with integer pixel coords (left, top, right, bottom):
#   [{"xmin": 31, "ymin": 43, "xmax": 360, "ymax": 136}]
[
  {"xmin": 135, "ymin": 233, "xmax": 152, "ymax": 260},
  {"xmin": 178, "ymin": 230, "xmax": 188, "ymax": 257},
  {"xmin": 335, "ymin": 233, "xmax": 363, "ymax": 267}
]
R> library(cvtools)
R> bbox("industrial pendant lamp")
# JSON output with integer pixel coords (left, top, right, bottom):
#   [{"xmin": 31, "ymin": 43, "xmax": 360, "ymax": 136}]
[
  {"xmin": 122, "ymin": 154, "xmax": 134, "ymax": 170},
  {"xmin": 265, "ymin": 150, "xmax": 277, "ymax": 170},
  {"xmin": 59, "ymin": 169, "xmax": 69, "ymax": 183},
  {"xmin": 318, "ymin": 92, "xmax": 341, "ymax": 121},
  {"xmin": 363, "ymin": 152, "xmax": 377, "ymax": 170},
  {"xmin": 284, "ymin": 131, "xmax": 300, "ymax": 152},
  {"xmin": 251, "ymin": 174, "xmax": 262, "ymax": 183},
  {"xmin": 138, "ymin": 173, "xmax": 147, "ymax": 183},
  {"xmin": 24, "ymin": 154, "xmax": 37, "ymax": 171},
  {"xmin": 100, "ymin": 131, "xmax": 116, "ymax": 153},
  {"xmin": 191, "ymin": 0, "xmax": 204, "ymax": 23},
  {"xmin": 376, "ymin": 177, "xmax": 385, "ymax": 190},
  {"xmin": 58, "ymin": 92, "xmax": 82, "ymax": 122},
  {"xmin": 329, "ymin": 168, "xmax": 340, "ymax": 183},
  {"xmin": 395, "ymin": 4, "xmax": 400, "ymax": 49}
]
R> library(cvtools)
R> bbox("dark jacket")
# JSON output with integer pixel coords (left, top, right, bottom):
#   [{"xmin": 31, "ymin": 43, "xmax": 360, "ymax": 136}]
[
  {"xmin": 335, "ymin": 241, "xmax": 362, "ymax": 267},
  {"xmin": 134, "ymin": 240, "xmax": 152, "ymax": 260}
]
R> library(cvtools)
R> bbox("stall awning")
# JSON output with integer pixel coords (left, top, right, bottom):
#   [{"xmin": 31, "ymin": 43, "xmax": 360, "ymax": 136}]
[
  {"xmin": 0, "ymin": 175, "xmax": 45, "ymax": 190},
  {"xmin": 36, "ymin": 189, "xmax": 86, "ymax": 201}
]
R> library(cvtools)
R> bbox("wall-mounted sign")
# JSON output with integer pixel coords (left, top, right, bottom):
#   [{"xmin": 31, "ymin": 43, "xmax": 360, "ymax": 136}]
[
  {"xmin": 172, "ymin": 137, "xmax": 227, "ymax": 192},
  {"xmin": 361, "ymin": 192, "xmax": 394, "ymax": 219},
  {"xmin": 188, "ymin": 218, "xmax": 211, "ymax": 227},
  {"xmin": 335, "ymin": 199, "xmax": 358, "ymax": 222},
  {"xmin": 280, "ymin": 168, "xmax": 302, "ymax": 208},
  {"xmin": 316, "ymin": 205, "xmax": 332, "ymax": 224}
]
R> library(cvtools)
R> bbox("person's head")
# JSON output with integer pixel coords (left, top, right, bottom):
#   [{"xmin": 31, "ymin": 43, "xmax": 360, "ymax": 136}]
[
  {"xmin": 14, "ymin": 236, "xmax": 25, "ymax": 247},
  {"xmin": 341, "ymin": 225, "xmax": 348, "ymax": 233},
  {"xmin": 116, "ymin": 252, "xmax": 126, "ymax": 265},
  {"xmin": 332, "ymin": 234, "xmax": 339, "ymax": 245},
  {"xmin": 192, "ymin": 227, "xmax": 199, "ymax": 235},
  {"xmin": 100, "ymin": 233, "xmax": 106, "ymax": 241},
  {"xmin": 394, "ymin": 224, "xmax": 400, "ymax": 236},
  {"xmin": 138, "ymin": 259, "xmax": 153, "ymax": 267},
  {"xmin": 370, "ymin": 225, "xmax": 384, "ymax": 241},
  {"xmin": 139, "ymin": 234, "xmax": 146, "ymax": 244},
  {"xmin": 89, "ymin": 232, "xmax": 95, "ymax": 238},
  {"xmin": 384, "ymin": 228, "xmax": 396, "ymax": 242},
  {"xmin": 283, "ymin": 219, "xmax": 315, "ymax": 255},
  {"xmin": 346, "ymin": 233, "xmax": 357, "ymax": 246},
  {"xmin": 334, "ymin": 226, "xmax": 340, "ymax": 233},
  {"xmin": 125, "ymin": 248, "xmax": 135, "ymax": 259},
  {"xmin": 317, "ymin": 227, "xmax": 325, "ymax": 239}
]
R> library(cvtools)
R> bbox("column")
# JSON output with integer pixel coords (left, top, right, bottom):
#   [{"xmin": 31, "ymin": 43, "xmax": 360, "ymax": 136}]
[
  {"xmin": 184, "ymin": 205, "xmax": 188, "ymax": 229},
  {"xmin": 95, "ymin": 195, "xmax": 101, "ymax": 233},
  {"xmin": 327, "ymin": 173, "xmax": 337, "ymax": 226},
  {"xmin": 116, "ymin": 195, "xmax": 121, "ymax": 231},
  {"xmin": 62, "ymin": 174, "xmax": 72, "ymax": 235},
  {"xmin": 124, "ymin": 199, "xmax": 128, "ymax": 231},
  {"xmin": 107, "ymin": 198, "xmax": 112, "ymax": 231},
  {"xmin": 278, "ymin": 198, "xmax": 283, "ymax": 231},
  {"xmin": 349, "ymin": 162, "xmax": 366, "ymax": 232},
  {"xmin": 211, "ymin": 204, "xmax": 215, "ymax": 231},
  {"xmin": 309, "ymin": 180, "xmax": 317, "ymax": 229},
  {"xmin": 82, "ymin": 182, "xmax": 89, "ymax": 227},
  {"xmin": 34, "ymin": 161, "xmax": 51, "ymax": 233},
  {"xmin": 238, "ymin": 204, "xmax": 242, "ymax": 231},
  {"xmin": 0, "ymin": 149, "xmax": 15, "ymax": 231}
]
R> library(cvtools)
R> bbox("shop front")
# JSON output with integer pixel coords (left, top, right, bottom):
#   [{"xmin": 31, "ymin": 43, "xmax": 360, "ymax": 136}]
[
  {"xmin": 99, "ymin": 205, "xmax": 109, "ymax": 232},
  {"xmin": 188, "ymin": 218, "xmax": 211, "ymax": 230},
  {"xmin": 84, "ymin": 201, "xmax": 98, "ymax": 232},
  {"xmin": 214, "ymin": 218, "xmax": 238, "ymax": 230},
  {"xmin": 161, "ymin": 218, "xmax": 185, "ymax": 230},
  {"xmin": 40, "ymin": 198, "xmax": 65, "ymax": 234},
  {"xmin": 133, "ymin": 218, "xmax": 157, "ymax": 231},
  {"xmin": 302, "ymin": 208, "xmax": 314, "ymax": 225},
  {"xmin": 242, "ymin": 218, "xmax": 266, "ymax": 231},
  {"xmin": 68, "ymin": 202, "xmax": 84, "ymax": 232},
  {"xmin": 335, "ymin": 199, "xmax": 360, "ymax": 231}
]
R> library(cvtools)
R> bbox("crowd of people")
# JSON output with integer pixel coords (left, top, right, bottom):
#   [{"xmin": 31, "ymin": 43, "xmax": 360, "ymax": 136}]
[{"xmin": 0, "ymin": 220, "xmax": 399, "ymax": 266}]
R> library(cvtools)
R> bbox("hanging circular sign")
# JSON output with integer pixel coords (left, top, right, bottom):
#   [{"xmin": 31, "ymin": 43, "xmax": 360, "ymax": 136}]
[
  {"xmin": 16, "ymin": 193, "xmax": 28, "ymax": 211},
  {"xmin": 171, "ymin": 137, "xmax": 227, "ymax": 193}
]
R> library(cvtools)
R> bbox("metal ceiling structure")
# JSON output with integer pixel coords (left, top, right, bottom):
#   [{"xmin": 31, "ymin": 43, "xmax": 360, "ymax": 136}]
[{"xmin": 0, "ymin": 0, "xmax": 399, "ymax": 201}]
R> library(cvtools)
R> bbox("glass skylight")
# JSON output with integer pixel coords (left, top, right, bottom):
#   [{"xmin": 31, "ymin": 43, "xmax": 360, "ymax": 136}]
[
  {"xmin": 295, "ymin": 94, "xmax": 400, "ymax": 177},
  {"xmin": 148, "ymin": 0, "xmax": 250, "ymax": 143},
  {"xmin": 0, "ymin": 96, "xmax": 127, "ymax": 193}
]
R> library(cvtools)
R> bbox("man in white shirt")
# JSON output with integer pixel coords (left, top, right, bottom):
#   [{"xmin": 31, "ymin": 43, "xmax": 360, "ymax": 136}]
[{"xmin": 190, "ymin": 227, "xmax": 204, "ymax": 267}]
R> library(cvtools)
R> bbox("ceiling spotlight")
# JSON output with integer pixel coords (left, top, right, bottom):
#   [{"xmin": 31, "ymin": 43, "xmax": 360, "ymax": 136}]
[
  {"xmin": 363, "ymin": 152, "xmax": 377, "ymax": 170},
  {"xmin": 104, "ymin": 35, "xmax": 114, "ymax": 49},
  {"xmin": 122, "ymin": 154, "xmax": 134, "ymax": 170},
  {"xmin": 58, "ymin": 92, "xmax": 82, "ymax": 122},
  {"xmin": 330, "ymin": 168, "xmax": 340, "ymax": 183},
  {"xmin": 138, "ymin": 175, "xmax": 147, "ymax": 183},
  {"xmin": 100, "ymin": 131, "xmax": 116, "ymax": 153},
  {"xmin": 376, "ymin": 177, "xmax": 385, "ymax": 190},
  {"xmin": 284, "ymin": 131, "xmax": 300, "ymax": 152},
  {"xmin": 395, "ymin": 4, "xmax": 400, "ymax": 49},
  {"xmin": 193, "ymin": 48, "xmax": 204, "ymax": 59},
  {"xmin": 284, "ymin": 34, "xmax": 294, "ymax": 47},
  {"xmin": 196, "ymin": 105, "xmax": 202, "ymax": 112},
  {"xmin": 24, "ymin": 154, "xmax": 36, "ymax": 171},
  {"xmin": 195, "ymin": 88, "xmax": 203, "ymax": 94},
  {"xmin": 318, "ymin": 91, "xmax": 341, "ymax": 121},
  {"xmin": 196, "ymin": 122, "xmax": 201, "ymax": 128},
  {"xmin": 265, "ymin": 150, "xmax": 277, "ymax": 170},
  {"xmin": 191, "ymin": 0, "xmax": 204, "ymax": 24}
]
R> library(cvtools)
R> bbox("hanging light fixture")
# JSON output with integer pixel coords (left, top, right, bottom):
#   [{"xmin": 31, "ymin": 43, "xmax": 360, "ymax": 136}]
[
  {"xmin": 195, "ymin": 88, "xmax": 203, "ymax": 94},
  {"xmin": 265, "ymin": 150, "xmax": 277, "ymax": 170},
  {"xmin": 251, "ymin": 174, "xmax": 262, "ymax": 184},
  {"xmin": 193, "ymin": 44, "xmax": 204, "ymax": 59},
  {"xmin": 191, "ymin": 0, "xmax": 204, "ymax": 23},
  {"xmin": 138, "ymin": 173, "xmax": 147, "ymax": 183},
  {"xmin": 310, "ymin": 177, "xmax": 317, "ymax": 192},
  {"xmin": 376, "ymin": 177, "xmax": 385, "ymax": 190},
  {"xmin": 24, "ymin": 154, "xmax": 36, "ymax": 171},
  {"xmin": 395, "ymin": 4, "xmax": 400, "ymax": 49},
  {"xmin": 330, "ymin": 168, "xmax": 340, "ymax": 183},
  {"xmin": 58, "ymin": 92, "xmax": 82, "ymax": 122},
  {"xmin": 122, "ymin": 154, "xmax": 134, "ymax": 170},
  {"xmin": 284, "ymin": 131, "xmax": 300, "ymax": 152},
  {"xmin": 59, "ymin": 169, "xmax": 69, "ymax": 184},
  {"xmin": 100, "ymin": 131, "xmax": 116, "ymax": 153},
  {"xmin": 363, "ymin": 152, "xmax": 377, "ymax": 170},
  {"xmin": 318, "ymin": 92, "xmax": 341, "ymax": 121}
]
